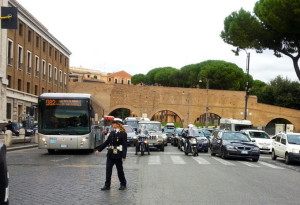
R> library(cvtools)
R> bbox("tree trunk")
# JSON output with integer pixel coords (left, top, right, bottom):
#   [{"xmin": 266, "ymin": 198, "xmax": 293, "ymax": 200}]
[{"xmin": 292, "ymin": 57, "xmax": 300, "ymax": 81}]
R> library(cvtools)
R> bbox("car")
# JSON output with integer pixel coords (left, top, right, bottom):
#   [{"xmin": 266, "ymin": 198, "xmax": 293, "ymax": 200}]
[
  {"xmin": 196, "ymin": 129, "xmax": 209, "ymax": 152},
  {"xmin": 198, "ymin": 128, "xmax": 213, "ymax": 147},
  {"xmin": 162, "ymin": 126, "xmax": 175, "ymax": 143},
  {"xmin": 124, "ymin": 125, "xmax": 137, "ymax": 146},
  {"xmin": 271, "ymin": 132, "xmax": 300, "ymax": 164},
  {"xmin": 19, "ymin": 123, "xmax": 34, "ymax": 136},
  {"xmin": 241, "ymin": 129, "xmax": 273, "ymax": 153},
  {"xmin": 0, "ymin": 141, "xmax": 9, "ymax": 204},
  {"xmin": 137, "ymin": 121, "xmax": 164, "ymax": 151},
  {"xmin": 210, "ymin": 130, "xmax": 260, "ymax": 161},
  {"xmin": 124, "ymin": 117, "xmax": 139, "ymax": 132},
  {"xmin": 171, "ymin": 127, "xmax": 183, "ymax": 146}
]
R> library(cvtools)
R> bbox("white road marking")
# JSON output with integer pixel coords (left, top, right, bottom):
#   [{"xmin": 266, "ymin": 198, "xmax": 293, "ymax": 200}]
[
  {"xmin": 211, "ymin": 157, "xmax": 235, "ymax": 165},
  {"xmin": 170, "ymin": 156, "xmax": 186, "ymax": 164},
  {"xmin": 192, "ymin": 157, "xmax": 211, "ymax": 164},
  {"xmin": 148, "ymin": 156, "xmax": 161, "ymax": 165},
  {"xmin": 258, "ymin": 161, "xmax": 285, "ymax": 169},
  {"xmin": 239, "ymin": 161, "xmax": 260, "ymax": 167}
]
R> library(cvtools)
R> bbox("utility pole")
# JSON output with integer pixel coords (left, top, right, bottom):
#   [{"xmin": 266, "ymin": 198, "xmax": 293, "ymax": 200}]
[{"xmin": 244, "ymin": 52, "xmax": 250, "ymax": 120}]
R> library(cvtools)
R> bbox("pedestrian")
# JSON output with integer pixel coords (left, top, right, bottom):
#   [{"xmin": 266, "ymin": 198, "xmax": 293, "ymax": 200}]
[{"xmin": 95, "ymin": 119, "xmax": 127, "ymax": 190}]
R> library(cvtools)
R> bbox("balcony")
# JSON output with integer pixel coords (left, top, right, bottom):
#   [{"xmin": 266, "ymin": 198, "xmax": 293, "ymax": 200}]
[
  {"xmin": 27, "ymin": 66, "xmax": 31, "ymax": 74},
  {"xmin": 18, "ymin": 62, "xmax": 23, "ymax": 70},
  {"xmin": 35, "ymin": 70, "xmax": 39, "ymax": 78}
]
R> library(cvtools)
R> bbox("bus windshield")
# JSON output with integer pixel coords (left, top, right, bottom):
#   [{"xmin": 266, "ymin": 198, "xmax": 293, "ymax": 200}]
[{"xmin": 39, "ymin": 99, "xmax": 90, "ymax": 135}]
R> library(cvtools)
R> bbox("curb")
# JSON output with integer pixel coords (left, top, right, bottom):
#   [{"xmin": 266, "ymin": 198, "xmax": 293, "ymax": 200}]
[{"xmin": 7, "ymin": 144, "xmax": 38, "ymax": 152}]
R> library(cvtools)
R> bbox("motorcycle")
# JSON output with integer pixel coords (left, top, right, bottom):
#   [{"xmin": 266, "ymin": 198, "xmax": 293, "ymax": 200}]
[
  {"xmin": 135, "ymin": 132, "xmax": 150, "ymax": 156},
  {"xmin": 182, "ymin": 136, "xmax": 198, "ymax": 157}
]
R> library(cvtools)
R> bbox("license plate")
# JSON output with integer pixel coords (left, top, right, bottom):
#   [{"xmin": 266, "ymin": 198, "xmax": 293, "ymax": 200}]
[
  {"xmin": 50, "ymin": 140, "xmax": 56, "ymax": 143},
  {"xmin": 60, "ymin": 144, "xmax": 68, "ymax": 148},
  {"xmin": 241, "ymin": 150, "xmax": 248, "ymax": 154}
]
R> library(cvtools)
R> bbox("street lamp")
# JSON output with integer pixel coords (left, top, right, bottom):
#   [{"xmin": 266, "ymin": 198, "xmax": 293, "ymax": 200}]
[
  {"xmin": 233, "ymin": 48, "xmax": 250, "ymax": 120},
  {"xmin": 199, "ymin": 78, "xmax": 210, "ymax": 128}
]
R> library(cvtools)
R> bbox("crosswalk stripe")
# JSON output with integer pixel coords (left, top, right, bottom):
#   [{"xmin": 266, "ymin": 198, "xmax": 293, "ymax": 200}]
[
  {"xmin": 211, "ymin": 157, "xmax": 235, "ymax": 165},
  {"xmin": 258, "ymin": 161, "xmax": 285, "ymax": 169},
  {"xmin": 170, "ymin": 156, "xmax": 186, "ymax": 164},
  {"xmin": 192, "ymin": 157, "xmax": 211, "ymax": 164},
  {"xmin": 239, "ymin": 161, "xmax": 260, "ymax": 167},
  {"xmin": 148, "ymin": 156, "xmax": 161, "ymax": 165}
]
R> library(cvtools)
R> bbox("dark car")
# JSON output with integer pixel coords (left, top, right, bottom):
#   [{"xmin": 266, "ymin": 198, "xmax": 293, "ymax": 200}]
[
  {"xmin": 163, "ymin": 126, "xmax": 175, "ymax": 143},
  {"xmin": 210, "ymin": 130, "xmax": 260, "ymax": 162},
  {"xmin": 171, "ymin": 128, "xmax": 183, "ymax": 146},
  {"xmin": 195, "ymin": 131, "xmax": 209, "ymax": 152},
  {"xmin": 19, "ymin": 123, "xmax": 34, "ymax": 136},
  {"xmin": 0, "ymin": 142, "xmax": 9, "ymax": 204}
]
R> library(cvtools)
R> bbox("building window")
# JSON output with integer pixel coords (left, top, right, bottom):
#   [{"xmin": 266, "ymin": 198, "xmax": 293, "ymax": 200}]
[
  {"xmin": 27, "ymin": 50, "xmax": 32, "ymax": 74},
  {"xmin": 7, "ymin": 75, "xmax": 11, "ymax": 88},
  {"xmin": 55, "ymin": 50, "xmax": 58, "ymax": 60},
  {"xmin": 128, "ymin": 80, "xmax": 130, "ymax": 85},
  {"xmin": 18, "ymin": 45, "xmax": 23, "ymax": 70},
  {"xmin": 64, "ymin": 73, "xmax": 67, "ymax": 85},
  {"xmin": 54, "ymin": 67, "xmax": 58, "ymax": 84},
  {"xmin": 42, "ymin": 60, "xmax": 46, "ymax": 80},
  {"xmin": 18, "ymin": 79, "xmax": 22, "ymax": 91},
  {"xmin": 19, "ymin": 23, "xmax": 23, "ymax": 36},
  {"xmin": 65, "ymin": 58, "xmax": 67, "ymax": 66},
  {"xmin": 34, "ymin": 85, "xmax": 38, "ymax": 95},
  {"xmin": 7, "ymin": 39, "xmax": 13, "ymax": 65},
  {"xmin": 43, "ymin": 41, "xmax": 46, "ymax": 52},
  {"xmin": 48, "ymin": 64, "xmax": 52, "ymax": 83},
  {"xmin": 36, "ymin": 35, "xmax": 40, "ymax": 48},
  {"xmin": 109, "ymin": 78, "xmax": 111, "ymax": 82},
  {"xmin": 6, "ymin": 103, "xmax": 12, "ymax": 119},
  {"xmin": 59, "ymin": 70, "xmax": 62, "ymax": 87},
  {"xmin": 49, "ymin": 46, "xmax": 52, "ymax": 57},
  {"xmin": 35, "ymin": 56, "xmax": 39, "ymax": 77},
  {"xmin": 114, "ymin": 79, "xmax": 118, "ymax": 84},
  {"xmin": 60, "ymin": 54, "xmax": 62, "ymax": 64},
  {"xmin": 121, "ymin": 79, "xmax": 124, "ymax": 84},
  {"xmin": 94, "ymin": 75, "xmax": 97, "ymax": 79},
  {"xmin": 28, "ymin": 30, "xmax": 32, "ymax": 42},
  {"xmin": 42, "ymin": 87, "xmax": 45, "ymax": 93},
  {"xmin": 27, "ymin": 82, "xmax": 30, "ymax": 93}
]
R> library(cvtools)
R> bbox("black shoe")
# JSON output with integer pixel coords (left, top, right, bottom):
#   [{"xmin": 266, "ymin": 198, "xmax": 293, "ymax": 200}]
[
  {"xmin": 101, "ymin": 186, "xmax": 110, "ymax": 191},
  {"xmin": 148, "ymin": 152, "xmax": 150, "ymax": 155},
  {"xmin": 119, "ymin": 185, "xmax": 126, "ymax": 190},
  {"xmin": 135, "ymin": 152, "xmax": 137, "ymax": 155}
]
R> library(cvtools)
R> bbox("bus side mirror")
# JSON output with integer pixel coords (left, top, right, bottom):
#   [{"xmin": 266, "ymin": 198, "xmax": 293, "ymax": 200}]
[
  {"xmin": 29, "ymin": 105, "xmax": 37, "ymax": 116},
  {"xmin": 91, "ymin": 108, "xmax": 95, "ymax": 118}
]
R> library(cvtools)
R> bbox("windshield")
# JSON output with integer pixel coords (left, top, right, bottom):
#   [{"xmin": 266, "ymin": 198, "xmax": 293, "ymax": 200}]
[
  {"xmin": 249, "ymin": 131, "xmax": 270, "ymax": 139},
  {"xmin": 39, "ymin": 99, "xmax": 90, "ymax": 135},
  {"xmin": 138, "ymin": 123, "xmax": 161, "ymax": 131},
  {"xmin": 126, "ymin": 121, "xmax": 138, "ymax": 128},
  {"xmin": 189, "ymin": 129, "xmax": 200, "ymax": 137},
  {"xmin": 164, "ymin": 127, "xmax": 175, "ymax": 133},
  {"xmin": 222, "ymin": 132, "xmax": 250, "ymax": 142},
  {"xmin": 287, "ymin": 134, "xmax": 300, "ymax": 144},
  {"xmin": 124, "ymin": 126, "xmax": 134, "ymax": 133},
  {"xmin": 200, "ymin": 129, "xmax": 212, "ymax": 137},
  {"xmin": 175, "ymin": 128, "xmax": 183, "ymax": 134}
]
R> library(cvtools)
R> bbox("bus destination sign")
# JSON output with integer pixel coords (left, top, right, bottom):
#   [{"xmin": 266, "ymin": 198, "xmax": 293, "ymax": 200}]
[{"xmin": 45, "ymin": 99, "xmax": 82, "ymax": 107}]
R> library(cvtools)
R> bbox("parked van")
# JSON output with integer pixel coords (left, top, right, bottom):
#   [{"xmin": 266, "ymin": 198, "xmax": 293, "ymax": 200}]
[{"xmin": 220, "ymin": 118, "xmax": 252, "ymax": 131}]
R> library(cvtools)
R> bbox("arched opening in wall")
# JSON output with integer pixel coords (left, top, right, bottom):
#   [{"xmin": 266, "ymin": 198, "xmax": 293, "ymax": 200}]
[
  {"xmin": 109, "ymin": 108, "xmax": 135, "ymax": 120},
  {"xmin": 265, "ymin": 118, "xmax": 293, "ymax": 135},
  {"xmin": 194, "ymin": 113, "xmax": 221, "ymax": 127},
  {"xmin": 151, "ymin": 110, "xmax": 182, "ymax": 126}
]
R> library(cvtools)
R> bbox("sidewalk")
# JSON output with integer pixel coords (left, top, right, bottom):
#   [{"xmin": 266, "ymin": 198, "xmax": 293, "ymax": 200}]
[{"xmin": 6, "ymin": 137, "xmax": 38, "ymax": 151}]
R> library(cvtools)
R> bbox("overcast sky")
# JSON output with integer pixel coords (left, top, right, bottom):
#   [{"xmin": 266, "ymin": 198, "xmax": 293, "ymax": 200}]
[{"xmin": 16, "ymin": 0, "xmax": 298, "ymax": 83}]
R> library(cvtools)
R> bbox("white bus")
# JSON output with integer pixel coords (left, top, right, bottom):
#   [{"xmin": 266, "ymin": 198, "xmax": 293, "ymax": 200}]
[
  {"xmin": 220, "ymin": 118, "xmax": 252, "ymax": 131},
  {"xmin": 35, "ymin": 93, "xmax": 103, "ymax": 153}
]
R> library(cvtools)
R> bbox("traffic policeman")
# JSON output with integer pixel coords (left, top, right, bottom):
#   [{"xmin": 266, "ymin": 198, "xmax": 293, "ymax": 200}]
[{"xmin": 95, "ymin": 119, "xmax": 127, "ymax": 190}]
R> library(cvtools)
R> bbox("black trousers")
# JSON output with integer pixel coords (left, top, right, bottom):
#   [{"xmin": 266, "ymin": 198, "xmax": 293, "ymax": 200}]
[{"xmin": 105, "ymin": 157, "xmax": 126, "ymax": 187}]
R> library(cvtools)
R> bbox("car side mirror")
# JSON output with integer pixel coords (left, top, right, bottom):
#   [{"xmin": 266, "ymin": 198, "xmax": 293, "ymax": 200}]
[{"xmin": 251, "ymin": 139, "xmax": 256, "ymax": 142}]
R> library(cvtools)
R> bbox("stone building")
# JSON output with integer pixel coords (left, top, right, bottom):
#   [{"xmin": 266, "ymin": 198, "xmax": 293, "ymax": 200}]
[
  {"xmin": 107, "ymin": 70, "xmax": 132, "ymax": 85},
  {"xmin": 2, "ymin": 0, "xmax": 71, "ymax": 122}
]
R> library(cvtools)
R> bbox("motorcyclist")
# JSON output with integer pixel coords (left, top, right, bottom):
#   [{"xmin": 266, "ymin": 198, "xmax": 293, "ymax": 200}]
[
  {"xmin": 135, "ymin": 125, "xmax": 150, "ymax": 155},
  {"xmin": 183, "ymin": 124, "xmax": 197, "ymax": 155}
]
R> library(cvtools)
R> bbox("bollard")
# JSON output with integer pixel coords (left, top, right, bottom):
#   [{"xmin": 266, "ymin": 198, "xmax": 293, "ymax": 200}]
[
  {"xmin": 4, "ymin": 130, "xmax": 12, "ymax": 147},
  {"xmin": 19, "ymin": 128, "xmax": 25, "ymax": 143},
  {"xmin": 35, "ymin": 132, "xmax": 39, "ymax": 143}
]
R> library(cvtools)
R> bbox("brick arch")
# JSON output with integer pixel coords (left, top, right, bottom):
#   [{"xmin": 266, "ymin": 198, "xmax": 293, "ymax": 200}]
[
  {"xmin": 107, "ymin": 105, "xmax": 139, "ymax": 117},
  {"xmin": 258, "ymin": 116, "xmax": 296, "ymax": 128},
  {"xmin": 148, "ymin": 108, "xmax": 184, "ymax": 122}
]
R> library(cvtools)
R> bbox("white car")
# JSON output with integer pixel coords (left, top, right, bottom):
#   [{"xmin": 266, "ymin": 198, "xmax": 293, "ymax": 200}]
[
  {"xmin": 241, "ymin": 130, "xmax": 272, "ymax": 153},
  {"xmin": 272, "ymin": 132, "xmax": 300, "ymax": 164}
]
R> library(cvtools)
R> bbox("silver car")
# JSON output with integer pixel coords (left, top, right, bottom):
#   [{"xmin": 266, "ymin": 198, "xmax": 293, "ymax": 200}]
[{"xmin": 137, "ymin": 121, "xmax": 164, "ymax": 151}]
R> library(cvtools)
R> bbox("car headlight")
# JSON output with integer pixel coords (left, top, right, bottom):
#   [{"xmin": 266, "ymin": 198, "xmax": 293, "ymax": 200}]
[
  {"xmin": 226, "ymin": 145, "xmax": 236, "ymax": 149},
  {"xmin": 133, "ymin": 136, "xmax": 137, "ymax": 140},
  {"xmin": 252, "ymin": 147, "xmax": 260, "ymax": 151}
]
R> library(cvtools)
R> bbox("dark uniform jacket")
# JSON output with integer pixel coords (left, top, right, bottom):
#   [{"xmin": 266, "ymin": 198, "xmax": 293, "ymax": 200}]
[{"xmin": 97, "ymin": 131, "xmax": 127, "ymax": 159}]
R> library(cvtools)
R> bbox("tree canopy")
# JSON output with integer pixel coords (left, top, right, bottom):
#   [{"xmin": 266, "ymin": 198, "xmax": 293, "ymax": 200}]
[{"xmin": 221, "ymin": 0, "xmax": 300, "ymax": 81}]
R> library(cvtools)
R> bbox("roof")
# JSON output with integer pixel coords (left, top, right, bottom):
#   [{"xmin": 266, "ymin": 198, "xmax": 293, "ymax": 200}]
[
  {"xmin": 39, "ymin": 93, "xmax": 92, "ymax": 99},
  {"xmin": 107, "ymin": 70, "xmax": 132, "ymax": 78}
]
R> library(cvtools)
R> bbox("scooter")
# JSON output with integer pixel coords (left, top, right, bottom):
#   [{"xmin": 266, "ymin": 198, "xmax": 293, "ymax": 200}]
[
  {"xmin": 183, "ymin": 136, "xmax": 198, "ymax": 157},
  {"xmin": 135, "ymin": 133, "xmax": 150, "ymax": 156}
]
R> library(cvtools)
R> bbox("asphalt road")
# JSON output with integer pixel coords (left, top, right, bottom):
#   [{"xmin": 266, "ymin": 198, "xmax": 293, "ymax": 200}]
[{"xmin": 7, "ymin": 144, "xmax": 300, "ymax": 205}]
